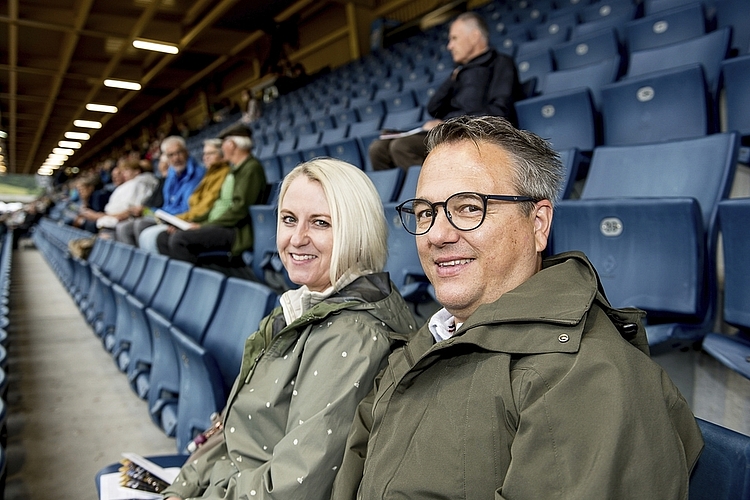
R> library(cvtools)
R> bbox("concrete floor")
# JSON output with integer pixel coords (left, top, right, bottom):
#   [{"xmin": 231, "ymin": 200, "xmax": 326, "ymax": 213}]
[{"xmin": 4, "ymin": 248, "xmax": 176, "ymax": 500}]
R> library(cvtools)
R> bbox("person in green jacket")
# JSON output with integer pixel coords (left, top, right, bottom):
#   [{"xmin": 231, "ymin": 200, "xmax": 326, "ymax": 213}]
[
  {"xmin": 161, "ymin": 158, "xmax": 418, "ymax": 500},
  {"xmin": 156, "ymin": 123, "xmax": 266, "ymax": 264},
  {"xmin": 331, "ymin": 115, "xmax": 704, "ymax": 499}
]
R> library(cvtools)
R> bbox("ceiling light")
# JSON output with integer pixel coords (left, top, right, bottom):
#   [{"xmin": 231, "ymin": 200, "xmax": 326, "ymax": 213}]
[
  {"xmin": 133, "ymin": 39, "xmax": 179, "ymax": 54},
  {"xmin": 48, "ymin": 154, "xmax": 68, "ymax": 162},
  {"xmin": 65, "ymin": 132, "xmax": 90, "ymax": 140},
  {"xmin": 86, "ymin": 103, "xmax": 118, "ymax": 113},
  {"xmin": 59, "ymin": 141, "xmax": 82, "ymax": 149},
  {"xmin": 54, "ymin": 148, "xmax": 75, "ymax": 156},
  {"xmin": 0, "ymin": 131, "xmax": 6, "ymax": 139},
  {"xmin": 74, "ymin": 120, "xmax": 102, "ymax": 129},
  {"xmin": 45, "ymin": 159, "xmax": 65, "ymax": 166},
  {"xmin": 104, "ymin": 79, "xmax": 142, "ymax": 91}
]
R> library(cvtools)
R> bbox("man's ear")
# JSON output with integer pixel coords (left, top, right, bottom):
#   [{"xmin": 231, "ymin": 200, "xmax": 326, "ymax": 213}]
[{"xmin": 532, "ymin": 200, "xmax": 553, "ymax": 253}]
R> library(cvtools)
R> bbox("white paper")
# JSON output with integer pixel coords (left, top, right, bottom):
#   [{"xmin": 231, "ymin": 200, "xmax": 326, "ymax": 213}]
[
  {"xmin": 154, "ymin": 209, "xmax": 193, "ymax": 231},
  {"xmin": 98, "ymin": 452, "xmax": 182, "ymax": 500}
]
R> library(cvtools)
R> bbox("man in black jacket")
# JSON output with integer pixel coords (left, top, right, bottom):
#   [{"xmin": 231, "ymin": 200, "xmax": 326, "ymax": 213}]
[{"xmin": 370, "ymin": 11, "xmax": 525, "ymax": 171}]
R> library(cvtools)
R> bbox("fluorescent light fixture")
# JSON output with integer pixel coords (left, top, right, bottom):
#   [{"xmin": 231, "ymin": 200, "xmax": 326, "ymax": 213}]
[
  {"xmin": 86, "ymin": 103, "xmax": 118, "ymax": 113},
  {"xmin": 73, "ymin": 119, "xmax": 102, "ymax": 129},
  {"xmin": 48, "ymin": 154, "xmax": 69, "ymax": 161},
  {"xmin": 133, "ymin": 39, "xmax": 179, "ymax": 54},
  {"xmin": 103, "ymin": 78, "xmax": 142, "ymax": 91},
  {"xmin": 59, "ymin": 141, "xmax": 82, "ymax": 149},
  {"xmin": 0, "ymin": 131, "xmax": 6, "ymax": 139},
  {"xmin": 53, "ymin": 148, "xmax": 75, "ymax": 156},
  {"xmin": 65, "ymin": 131, "xmax": 90, "ymax": 140}
]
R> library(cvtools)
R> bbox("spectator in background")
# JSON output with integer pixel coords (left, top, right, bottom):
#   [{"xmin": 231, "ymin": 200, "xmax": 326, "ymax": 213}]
[
  {"xmin": 137, "ymin": 139, "xmax": 231, "ymax": 253},
  {"xmin": 332, "ymin": 116, "xmax": 703, "ymax": 499},
  {"xmin": 156, "ymin": 123, "xmax": 266, "ymax": 264},
  {"xmin": 76, "ymin": 158, "xmax": 159, "ymax": 233},
  {"xmin": 114, "ymin": 136, "xmax": 205, "ymax": 245},
  {"xmin": 369, "ymin": 12, "xmax": 525, "ymax": 171}
]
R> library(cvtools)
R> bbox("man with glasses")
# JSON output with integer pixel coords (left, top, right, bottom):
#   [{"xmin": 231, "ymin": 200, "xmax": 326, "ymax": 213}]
[{"xmin": 332, "ymin": 115, "xmax": 703, "ymax": 499}]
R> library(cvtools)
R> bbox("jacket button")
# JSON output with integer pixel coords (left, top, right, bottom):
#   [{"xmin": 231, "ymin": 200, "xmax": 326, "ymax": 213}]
[{"xmin": 558, "ymin": 334, "xmax": 569, "ymax": 343}]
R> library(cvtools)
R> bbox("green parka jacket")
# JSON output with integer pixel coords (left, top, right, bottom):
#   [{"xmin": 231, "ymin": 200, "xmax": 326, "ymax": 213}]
[
  {"xmin": 161, "ymin": 272, "xmax": 417, "ymax": 500},
  {"xmin": 331, "ymin": 252, "xmax": 704, "ymax": 500}
]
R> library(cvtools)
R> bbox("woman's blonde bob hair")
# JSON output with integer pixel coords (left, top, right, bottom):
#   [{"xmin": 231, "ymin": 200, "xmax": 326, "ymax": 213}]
[{"xmin": 277, "ymin": 157, "xmax": 388, "ymax": 286}]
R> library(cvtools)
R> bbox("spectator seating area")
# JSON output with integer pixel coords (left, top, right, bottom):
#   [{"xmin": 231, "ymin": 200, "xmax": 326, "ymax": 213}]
[
  {"xmin": 23, "ymin": 0, "xmax": 750, "ymax": 495},
  {"xmin": 0, "ymin": 229, "xmax": 12, "ymax": 498}
]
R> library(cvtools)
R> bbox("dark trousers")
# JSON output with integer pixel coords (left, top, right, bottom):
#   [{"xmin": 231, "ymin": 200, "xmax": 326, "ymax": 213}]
[
  {"xmin": 156, "ymin": 225, "xmax": 235, "ymax": 264},
  {"xmin": 368, "ymin": 132, "xmax": 429, "ymax": 171}
]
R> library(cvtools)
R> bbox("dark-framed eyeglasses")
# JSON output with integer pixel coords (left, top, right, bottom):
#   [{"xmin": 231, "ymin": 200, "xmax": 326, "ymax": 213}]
[{"xmin": 395, "ymin": 191, "xmax": 539, "ymax": 236}]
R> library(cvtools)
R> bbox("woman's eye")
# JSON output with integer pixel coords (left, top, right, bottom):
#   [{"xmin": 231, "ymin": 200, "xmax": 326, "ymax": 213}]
[
  {"xmin": 313, "ymin": 219, "xmax": 330, "ymax": 228},
  {"xmin": 281, "ymin": 215, "xmax": 296, "ymax": 225}
]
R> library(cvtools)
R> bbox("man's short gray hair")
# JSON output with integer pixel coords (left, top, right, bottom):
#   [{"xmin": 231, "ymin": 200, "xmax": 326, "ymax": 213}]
[
  {"xmin": 454, "ymin": 12, "xmax": 490, "ymax": 43},
  {"xmin": 225, "ymin": 135, "xmax": 253, "ymax": 151},
  {"xmin": 425, "ymin": 115, "xmax": 565, "ymax": 209}
]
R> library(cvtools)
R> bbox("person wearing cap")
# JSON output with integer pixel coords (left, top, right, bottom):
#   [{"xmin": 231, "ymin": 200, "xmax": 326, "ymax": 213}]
[{"xmin": 156, "ymin": 123, "xmax": 267, "ymax": 264}]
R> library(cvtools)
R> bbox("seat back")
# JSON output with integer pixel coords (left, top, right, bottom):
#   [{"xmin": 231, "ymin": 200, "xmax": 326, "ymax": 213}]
[
  {"xmin": 516, "ymin": 88, "xmax": 598, "ymax": 151},
  {"xmin": 624, "ymin": 3, "xmax": 705, "ymax": 52},
  {"xmin": 397, "ymin": 165, "xmax": 422, "ymax": 202},
  {"xmin": 367, "ymin": 169, "xmax": 405, "ymax": 203},
  {"xmin": 148, "ymin": 259, "xmax": 193, "ymax": 319},
  {"xmin": 383, "ymin": 202, "xmax": 427, "ymax": 292},
  {"xmin": 516, "ymin": 49, "xmax": 554, "ymax": 89},
  {"xmin": 600, "ymin": 64, "xmax": 709, "ymax": 146},
  {"xmin": 626, "ymin": 27, "xmax": 731, "ymax": 95},
  {"xmin": 720, "ymin": 54, "xmax": 750, "ymax": 137},
  {"xmin": 118, "ymin": 248, "xmax": 149, "ymax": 294},
  {"xmin": 715, "ymin": 0, "xmax": 750, "ymax": 56},
  {"xmin": 328, "ymin": 139, "xmax": 364, "ymax": 169},
  {"xmin": 249, "ymin": 204, "xmax": 278, "ymax": 282},
  {"xmin": 557, "ymin": 148, "xmax": 586, "ymax": 199},
  {"xmin": 717, "ymin": 199, "xmax": 750, "ymax": 330},
  {"xmin": 381, "ymin": 106, "xmax": 423, "ymax": 131},
  {"xmin": 542, "ymin": 55, "xmax": 621, "ymax": 109},
  {"xmin": 689, "ymin": 418, "xmax": 750, "ymax": 499},
  {"xmin": 170, "ymin": 267, "xmax": 226, "ymax": 343},
  {"xmin": 553, "ymin": 28, "xmax": 622, "ymax": 70}
]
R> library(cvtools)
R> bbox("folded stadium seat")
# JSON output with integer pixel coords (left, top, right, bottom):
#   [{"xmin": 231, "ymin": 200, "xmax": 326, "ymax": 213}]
[
  {"xmin": 542, "ymin": 55, "xmax": 621, "ymax": 109},
  {"xmin": 295, "ymin": 131, "xmax": 321, "ymax": 151},
  {"xmin": 689, "ymin": 418, "xmax": 750, "ymax": 499},
  {"xmin": 720, "ymin": 54, "xmax": 750, "ymax": 163},
  {"xmin": 600, "ymin": 64, "xmax": 710, "ymax": 146},
  {"xmin": 256, "ymin": 141, "xmax": 277, "ymax": 161},
  {"xmin": 413, "ymin": 82, "xmax": 440, "ymax": 108},
  {"xmin": 701, "ymin": 199, "xmax": 750, "ymax": 380},
  {"xmin": 78, "ymin": 237, "xmax": 113, "ymax": 314},
  {"xmin": 102, "ymin": 248, "xmax": 149, "ymax": 353},
  {"xmin": 515, "ymin": 88, "xmax": 599, "ymax": 151},
  {"xmin": 148, "ymin": 266, "xmax": 226, "ymax": 437},
  {"xmin": 557, "ymin": 132, "xmax": 739, "ymax": 353},
  {"xmin": 273, "ymin": 136, "xmax": 297, "ymax": 156},
  {"xmin": 358, "ymin": 132, "xmax": 382, "ymax": 172},
  {"xmin": 624, "ymin": 2, "xmax": 705, "ymax": 52},
  {"xmin": 383, "ymin": 202, "xmax": 432, "ymax": 305},
  {"xmin": 88, "ymin": 242, "xmax": 134, "ymax": 334},
  {"xmin": 356, "ymin": 100, "xmax": 386, "ymax": 124},
  {"xmin": 626, "ymin": 26, "xmax": 731, "ymax": 96},
  {"xmin": 381, "ymin": 107, "xmax": 424, "ymax": 132},
  {"xmin": 516, "ymin": 30, "xmax": 569, "ymax": 59},
  {"xmin": 573, "ymin": 1, "xmax": 640, "ymax": 41},
  {"xmin": 553, "ymin": 27, "xmax": 622, "ymax": 70},
  {"xmin": 556, "ymin": 147, "xmax": 588, "ymax": 199},
  {"xmin": 490, "ymin": 30, "xmax": 527, "ymax": 58},
  {"xmin": 396, "ymin": 165, "xmax": 422, "ymax": 202},
  {"xmin": 515, "ymin": 3, "xmax": 546, "ymax": 24},
  {"xmin": 170, "ymin": 278, "xmax": 278, "ymax": 453},
  {"xmin": 516, "ymin": 49, "xmax": 555, "ymax": 93},
  {"xmin": 535, "ymin": 12, "xmax": 578, "ymax": 40},
  {"xmin": 715, "ymin": 0, "xmax": 750, "ymax": 56},
  {"xmin": 319, "ymin": 125, "xmax": 349, "ymax": 146},
  {"xmin": 259, "ymin": 155, "xmax": 282, "ymax": 185},
  {"xmin": 373, "ymin": 79, "xmax": 403, "ymax": 101},
  {"xmin": 71, "ymin": 236, "xmax": 107, "ymax": 307},
  {"xmin": 279, "ymin": 151, "xmax": 303, "ymax": 178},
  {"xmin": 299, "ymin": 144, "xmax": 328, "ymax": 163},
  {"xmin": 123, "ymin": 254, "xmax": 182, "ymax": 398},
  {"xmin": 349, "ymin": 82, "xmax": 375, "ymax": 102},
  {"xmin": 348, "ymin": 116, "xmax": 384, "ymax": 139},
  {"xmin": 292, "ymin": 121, "xmax": 316, "ymax": 137},
  {"xmin": 401, "ymin": 68, "xmax": 433, "ymax": 91},
  {"xmin": 332, "ymin": 109, "xmax": 359, "ymax": 128},
  {"xmin": 327, "ymin": 139, "xmax": 364, "ymax": 168},
  {"xmin": 366, "ymin": 168, "xmax": 405, "ymax": 203},
  {"xmin": 311, "ymin": 115, "xmax": 336, "ymax": 132},
  {"xmin": 382, "ymin": 91, "xmax": 418, "ymax": 113}
]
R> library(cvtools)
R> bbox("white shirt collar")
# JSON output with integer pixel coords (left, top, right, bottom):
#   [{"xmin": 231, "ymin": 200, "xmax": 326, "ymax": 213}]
[{"xmin": 428, "ymin": 308, "xmax": 462, "ymax": 343}]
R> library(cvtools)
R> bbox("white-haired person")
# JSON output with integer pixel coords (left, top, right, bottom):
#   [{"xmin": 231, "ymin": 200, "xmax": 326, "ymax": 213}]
[{"xmin": 161, "ymin": 158, "xmax": 418, "ymax": 500}]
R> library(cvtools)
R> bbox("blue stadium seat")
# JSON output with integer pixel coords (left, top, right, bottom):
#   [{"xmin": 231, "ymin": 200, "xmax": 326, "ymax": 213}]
[
  {"xmin": 626, "ymin": 27, "xmax": 731, "ymax": 96},
  {"xmin": 515, "ymin": 88, "xmax": 598, "ymax": 151},
  {"xmin": 149, "ymin": 266, "xmax": 226, "ymax": 437},
  {"xmin": 535, "ymin": 12, "xmax": 578, "ymax": 40},
  {"xmin": 319, "ymin": 126, "xmax": 349, "ymax": 146},
  {"xmin": 259, "ymin": 155, "xmax": 282, "ymax": 185},
  {"xmin": 295, "ymin": 131, "xmax": 321, "ymax": 150},
  {"xmin": 644, "ymin": 0, "xmax": 704, "ymax": 15},
  {"xmin": 299, "ymin": 144, "xmax": 328, "ymax": 162},
  {"xmin": 356, "ymin": 100, "xmax": 386, "ymax": 123},
  {"xmin": 715, "ymin": 0, "xmax": 750, "ymax": 55},
  {"xmin": 516, "ymin": 31, "xmax": 568, "ymax": 59},
  {"xmin": 557, "ymin": 147, "xmax": 587, "ymax": 199},
  {"xmin": 170, "ymin": 279, "xmax": 277, "ymax": 453},
  {"xmin": 396, "ymin": 165, "xmax": 422, "ymax": 202},
  {"xmin": 551, "ymin": 198, "xmax": 706, "ymax": 352},
  {"xmin": 516, "ymin": 49, "xmax": 554, "ymax": 89},
  {"xmin": 383, "ymin": 202, "xmax": 431, "ymax": 303},
  {"xmin": 79, "ymin": 238, "xmax": 113, "ymax": 316},
  {"xmin": 103, "ymin": 248, "xmax": 149, "ymax": 355},
  {"xmin": 90, "ymin": 242, "xmax": 134, "ymax": 337},
  {"xmin": 274, "ymin": 136, "xmax": 297, "ymax": 156},
  {"xmin": 600, "ymin": 64, "xmax": 710, "ymax": 146},
  {"xmin": 327, "ymin": 139, "xmax": 364, "ymax": 169},
  {"xmin": 279, "ymin": 151, "xmax": 303, "ymax": 178},
  {"xmin": 381, "ymin": 107, "xmax": 423, "ymax": 131},
  {"xmin": 366, "ymin": 168, "xmax": 404, "ymax": 203},
  {"xmin": 701, "ymin": 199, "xmax": 750, "ymax": 380},
  {"xmin": 542, "ymin": 55, "xmax": 621, "ymax": 108},
  {"xmin": 720, "ymin": 54, "xmax": 750, "ymax": 162},
  {"xmin": 249, "ymin": 204, "xmax": 280, "ymax": 283},
  {"xmin": 573, "ymin": 132, "xmax": 740, "ymax": 349},
  {"xmin": 553, "ymin": 27, "xmax": 622, "ymax": 70},
  {"xmin": 689, "ymin": 418, "xmax": 750, "ymax": 499},
  {"xmin": 348, "ymin": 116, "xmax": 384, "ymax": 138},
  {"xmin": 382, "ymin": 91, "xmax": 418, "ymax": 113},
  {"xmin": 576, "ymin": 0, "xmax": 639, "ymax": 39},
  {"xmin": 624, "ymin": 2, "xmax": 705, "ymax": 52}
]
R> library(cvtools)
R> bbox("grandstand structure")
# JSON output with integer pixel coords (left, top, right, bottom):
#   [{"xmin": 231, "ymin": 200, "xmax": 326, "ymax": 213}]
[{"xmin": 2, "ymin": 0, "xmax": 750, "ymax": 497}]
